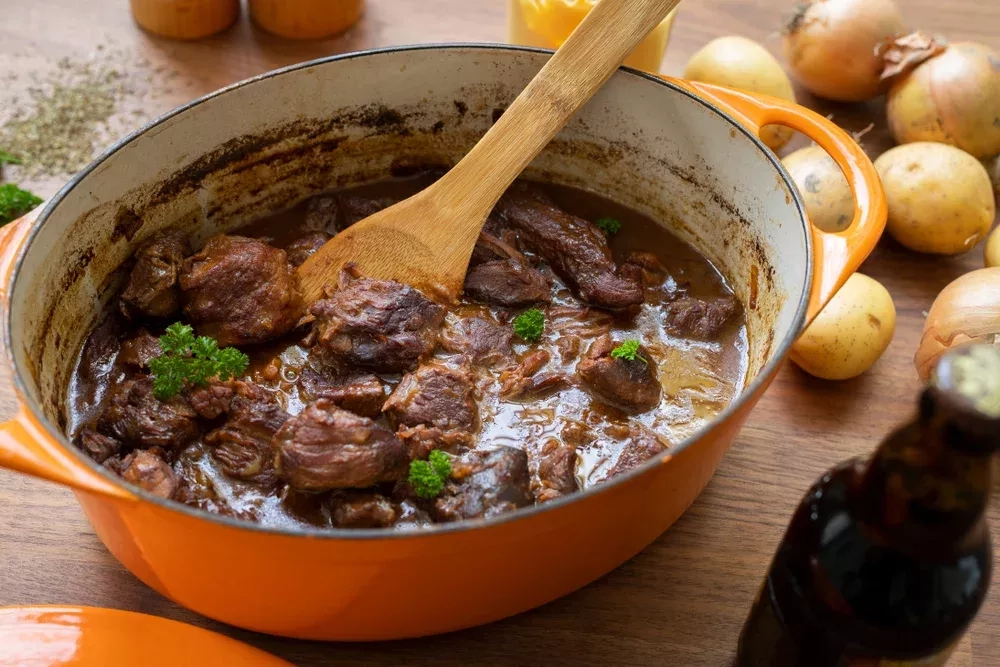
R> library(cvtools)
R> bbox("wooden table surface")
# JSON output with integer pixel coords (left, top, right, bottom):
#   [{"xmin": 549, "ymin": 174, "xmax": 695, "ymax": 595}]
[{"xmin": 1, "ymin": 1, "xmax": 997, "ymax": 665}]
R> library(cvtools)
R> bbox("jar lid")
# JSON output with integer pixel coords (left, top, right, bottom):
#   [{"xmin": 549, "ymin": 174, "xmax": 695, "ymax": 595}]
[{"xmin": 0, "ymin": 606, "xmax": 293, "ymax": 666}]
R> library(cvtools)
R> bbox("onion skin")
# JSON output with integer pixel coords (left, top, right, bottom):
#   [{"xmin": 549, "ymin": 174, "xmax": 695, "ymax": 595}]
[
  {"xmin": 684, "ymin": 36, "xmax": 796, "ymax": 151},
  {"xmin": 915, "ymin": 268, "xmax": 1000, "ymax": 381},
  {"xmin": 782, "ymin": 146, "xmax": 854, "ymax": 233},
  {"xmin": 986, "ymin": 227, "xmax": 1000, "ymax": 268},
  {"xmin": 783, "ymin": 0, "xmax": 904, "ymax": 102},
  {"xmin": 875, "ymin": 142, "xmax": 995, "ymax": 255},
  {"xmin": 887, "ymin": 42, "xmax": 1000, "ymax": 159}
]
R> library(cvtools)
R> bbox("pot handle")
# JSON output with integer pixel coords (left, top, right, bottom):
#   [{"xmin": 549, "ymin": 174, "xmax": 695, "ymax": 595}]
[
  {"xmin": 0, "ymin": 212, "xmax": 135, "ymax": 500},
  {"xmin": 676, "ymin": 81, "xmax": 887, "ymax": 323}
]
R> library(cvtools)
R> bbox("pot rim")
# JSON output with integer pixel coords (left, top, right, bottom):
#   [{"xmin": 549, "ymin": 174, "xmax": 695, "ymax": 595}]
[{"xmin": 6, "ymin": 43, "xmax": 812, "ymax": 540}]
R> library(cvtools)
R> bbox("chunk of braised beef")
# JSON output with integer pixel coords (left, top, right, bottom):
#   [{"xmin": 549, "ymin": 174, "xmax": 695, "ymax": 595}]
[
  {"xmin": 186, "ymin": 380, "xmax": 235, "ymax": 420},
  {"xmin": 664, "ymin": 295, "xmax": 738, "ymax": 340},
  {"xmin": 605, "ymin": 426, "xmax": 669, "ymax": 480},
  {"xmin": 275, "ymin": 399, "xmax": 409, "ymax": 492},
  {"xmin": 439, "ymin": 316, "xmax": 513, "ymax": 368},
  {"xmin": 119, "ymin": 329, "xmax": 161, "ymax": 369},
  {"xmin": 179, "ymin": 234, "xmax": 302, "ymax": 347},
  {"xmin": 205, "ymin": 381, "xmax": 288, "ymax": 486},
  {"xmin": 463, "ymin": 230, "xmax": 551, "ymax": 306},
  {"xmin": 396, "ymin": 424, "xmax": 474, "ymax": 460},
  {"xmin": 500, "ymin": 349, "xmax": 568, "ymax": 399},
  {"xmin": 119, "ymin": 449, "xmax": 178, "ymax": 499},
  {"xmin": 120, "ymin": 230, "xmax": 190, "ymax": 320},
  {"xmin": 310, "ymin": 265, "xmax": 444, "ymax": 373},
  {"xmin": 298, "ymin": 366, "xmax": 385, "ymax": 419},
  {"xmin": 78, "ymin": 427, "xmax": 121, "ymax": 464},
  {"xmin": 97, "ymin": 376, "xmax": 199, "ymax": 453},
  {"xmin": 469, "ymin": 215, "xmax": 513, "ymax": 266},
  {"xmin": 431, "ymin": 447, "xmax": 532, "ymax": 522},
  {"xmin": 496, "ymin": 184, "xmax": 642, "ymax": 309},
  {"xmin": 285, "ymin": 231, "xmax": 330, "ymax": 269},
  {"xmin": 623, "ymin": 251, "xmax": 668, "ymax": 288},
  {"xmin": 330, "ymin": 491, "xmax": 400, "ymax": 529},
  {"xmin": 304, "ymin": 195, "xmax": 384, "ymax": 233},
  {"xmin": 577, "ymin": 335, "xmax": 661, "ymax": 413},
  {"xmin": 531, "ymin": 438, "xmax": 579, "ymax": 503},
  {"xmin": 174, "ymin": 452, "xmax": 252, "ymax": 520},
  {"xmin": 382, "ymin": 363, "xmax": 478, "ymax": 431}
]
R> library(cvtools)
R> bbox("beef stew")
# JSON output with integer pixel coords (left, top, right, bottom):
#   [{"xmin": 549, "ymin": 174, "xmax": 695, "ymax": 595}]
[{"xmin": 66, "ymin": 175, "xmax": 747, "ymax": 530}]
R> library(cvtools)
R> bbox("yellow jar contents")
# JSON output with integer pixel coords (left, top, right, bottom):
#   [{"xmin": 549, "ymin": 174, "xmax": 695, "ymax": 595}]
[{"xmin": 508, "ymin": 0, "xmax": 676, "ymax": 73}]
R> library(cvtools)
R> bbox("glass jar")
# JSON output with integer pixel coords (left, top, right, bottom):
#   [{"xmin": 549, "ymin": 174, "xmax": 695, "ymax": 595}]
[{"xmin": 507, "ymin": 0, "xmax": 677, "ymax": 73}]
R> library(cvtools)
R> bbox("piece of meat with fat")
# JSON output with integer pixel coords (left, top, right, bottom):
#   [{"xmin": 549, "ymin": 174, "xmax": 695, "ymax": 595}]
[
  {"xmin": 605, "ymin": 426, "xmax": 669, "ymax": 480},
  {"xmin": 330, "ymin": 491, "xmax": 400, "ymax": 528},
  {"xmin": 431, "ymin": 447, "xmax": 533, "ymax": 522},
  {"xmin": 78, "ymin": 427, "xmax": 121, "ymax": 464},
  {"xmin": 304, "ymin": 195, "xmax": 385, "ymax": 233},
  {"xmin": 120, "ymin": 230, "xmax": 190, "ymax": 320},
  {"xmin": 464, "ymin": 230, "xmax": 551, "ymax": 306},
  {"xmin": 577, "ymin": 335, "xmax": 661, "ymax": 413},
  {"xmin": 186, "ymin": 380, "xmax": 235, "ymax": 419},
  {"xmin": 179, "ymin": 234, "xmax": 302, "ymax": 347},
  {"xmin": 664, "ymin": 295, "xmax": 738, "ymax": 340},
  {"xmin": 500, "ymin": 349, "xmax": 568, "ymax": 399},
  {"xmin": 119, "ymin": 449, "xmax": 178, "ymax": 499},
  {"xmin": 205, "ymin": 381, "xmax": 288, "ymax": 486},
  {"xmin": 275, "ymin": 399, "xmax": 409, "ymax": 492},
  {"xmin": 97, "ymin": 376, "xmax": 199, "ymax": 454},
  {"xmin": 285, "ymin": 231, "xmax": 330, "ymax": 269},
  {"xmin": 310, "ymin": 264, "xmax": 445, "ymax": 373},
  {"xmin": 439, "ymin": 316, "xmax": 513, "ymax": 367},
  {"xmin": 469, "ymin": 214, "xmax": 512, "ymax": 266},
  {"xmin": 298, "ymin": 366, "xmax": 386, "ymax": 419},
  {"xmin": 496, "ymin": 184, "xmax": 642, "ymax": 309},
  {"xmin": 383, "ymin": 363, "xmax": 478, "ymax": 431},
  {"xmin": 396, "ymin": 424, "xmax": 474, "ymax": 460},
  {"xmin": 531, "ymin": 438, "xmax": 579, "ymax": 503},
  {"xmin": 174, "ymin": 453, "xmax": 252, "ymax": 520},
  {"xmin": 119, "ymin": 329, "xmax": 161, "ymax": 369}
]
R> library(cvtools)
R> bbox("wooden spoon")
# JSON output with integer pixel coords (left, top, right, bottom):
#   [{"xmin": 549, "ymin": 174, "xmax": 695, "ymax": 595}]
[{"xmin": 297, "ymin": 0, "xmax": 683, "ymax": 303}]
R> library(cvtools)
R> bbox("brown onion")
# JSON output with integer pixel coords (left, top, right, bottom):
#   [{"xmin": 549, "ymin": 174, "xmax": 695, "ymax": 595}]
[
  {"xmin": 783, "ymin": 0, "xmax": 904, "ymax": 102},
  {"xmin": 915, "ymin": 268, "xmax": 1000, "ymax": 380},
  {"xmin": 887, "ymin": 42, "xmax": 1000, "ymax": 159}
]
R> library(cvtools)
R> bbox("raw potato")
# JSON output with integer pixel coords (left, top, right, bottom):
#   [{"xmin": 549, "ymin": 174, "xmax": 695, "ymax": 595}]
[
  {"xmin": 790, "ymin": 273, "xmax": 896, "ymax": 380},
  {"xmin": 683, "ymin": 36, "xmax": 796, "ymax": 152},
  {"xmin": 986, "ymin": 227, "xmax": 1000, "ymax": 268},
  {"xmin": 874, "ymin": 143, "xmax": 995, "ymax": 255},
  {"xmin": 782, "ymin": 146, "xmax": 854, "ymax": 233}
]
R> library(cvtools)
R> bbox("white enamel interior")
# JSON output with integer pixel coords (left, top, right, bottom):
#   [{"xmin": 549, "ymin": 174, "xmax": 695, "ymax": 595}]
[{"xmin": 7, "ymin": 46, "xmax": 808, "ymax": 438}]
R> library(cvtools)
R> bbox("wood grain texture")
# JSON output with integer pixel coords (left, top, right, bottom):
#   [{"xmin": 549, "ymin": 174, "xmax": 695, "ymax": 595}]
[
  {"xmin": 0, "ymin": 1, "xmax": 996, "ymax": 665},
  {"xmin": 297, "ymin": 0, "xmax": 682, "ymax": 303}
]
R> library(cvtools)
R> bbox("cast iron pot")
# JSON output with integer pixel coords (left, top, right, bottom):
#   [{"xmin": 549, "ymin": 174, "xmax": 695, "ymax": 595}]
[{"xmin": 0, "ymin": 45, "xmax": 885, "ymax": 640}]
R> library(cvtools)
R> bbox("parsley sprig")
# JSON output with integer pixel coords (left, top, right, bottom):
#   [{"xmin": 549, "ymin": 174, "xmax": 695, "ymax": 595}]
[
  {"xmin": 149, "ymin": 322, "xmax": 249, "ymax": 400},
  {"xmin": 0, "ymin": 184, "xmax": 42, "ymax": 225},
  {"xmin": 409, "ymin": 450, "xmax": 452, "ymax": 499},
  {"xmin": 611, "ymin": 339, "xmax": 646, "ymax": 364},
  {"xmin": 595, "ymin": 217, "xmax": 622, "ymax": 236},
  {"xmin": 513, "ymin": 308, "xmax": 545, "ymax": 343},
  {"xmin": 0, "ymin": 151, "xmax": 22, "ymax": 166}
]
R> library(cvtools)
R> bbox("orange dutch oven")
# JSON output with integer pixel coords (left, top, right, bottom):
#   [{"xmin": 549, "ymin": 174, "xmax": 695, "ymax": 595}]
[{"xmin": 0, "ymin": 46, "xmax": 885, "ymax": 640}]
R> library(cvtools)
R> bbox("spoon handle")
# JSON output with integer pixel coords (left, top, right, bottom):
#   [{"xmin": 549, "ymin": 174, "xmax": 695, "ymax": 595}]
[{"xmin": 429, "ymin": 0, "xmax": 681, "ymax": 222}]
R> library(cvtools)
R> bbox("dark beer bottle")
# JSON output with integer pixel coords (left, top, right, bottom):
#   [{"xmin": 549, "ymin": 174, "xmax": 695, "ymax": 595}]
[{"xmin": 737, "ymin": 343, "xmax": 999, "ymax": 666}]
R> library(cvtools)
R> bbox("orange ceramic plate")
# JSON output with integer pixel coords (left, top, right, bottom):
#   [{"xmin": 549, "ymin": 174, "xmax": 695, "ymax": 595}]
[{"xmin": 0, "ymin": 606, "xmax": 292, "ymax": 666}]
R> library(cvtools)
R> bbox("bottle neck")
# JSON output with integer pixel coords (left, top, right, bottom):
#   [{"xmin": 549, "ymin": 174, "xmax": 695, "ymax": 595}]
[{"xmin": 854, "ymin": 399, "xmax": 995, "ymax": 554}]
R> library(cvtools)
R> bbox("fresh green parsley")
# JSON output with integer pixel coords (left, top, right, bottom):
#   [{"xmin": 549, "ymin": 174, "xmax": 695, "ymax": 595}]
[
  {"xmin": 611, "ymin": 339, "xmax": 646, "ymax": 364},
  {"xmin": 409, "ymin": 450, "xmax": 452, "ymax": 499},
  {"xmin": 149, "ymin": 322, "xmax": 249, "ymax": 400},
  {"xmin": 0, "ymin": 151, "xmax": 22, "ymax": 166},
  {"xmin": 0, "ymin": 184, "xmax": 42, "ymax": 225},
  {"xmin": 513, "ymin": 308, "xmax": 545, "ymax": 342},
  {"xmin": 595, "ymin": 217, "xmax": 622, "ymax": 236}
]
